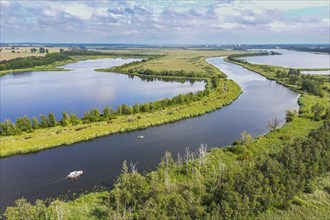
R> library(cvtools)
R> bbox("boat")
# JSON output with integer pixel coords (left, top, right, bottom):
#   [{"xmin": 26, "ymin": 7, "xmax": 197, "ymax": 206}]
[
  {"xmin": 137, "ymin": 135, "xmax": 144, "ymax": 139},
  {"xmin": 67, "ymin": 170, "xmax": 83, "ymax": 179}
]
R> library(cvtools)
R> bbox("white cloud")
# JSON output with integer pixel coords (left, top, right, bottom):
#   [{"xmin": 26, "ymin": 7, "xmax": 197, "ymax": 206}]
[
  {"xmin": 64, "ymin": 3, "xmax": 93, "ymax": 19},
  {"xmin": 1, "ymin": 0, "xmax": 329, "ymax": 43}
]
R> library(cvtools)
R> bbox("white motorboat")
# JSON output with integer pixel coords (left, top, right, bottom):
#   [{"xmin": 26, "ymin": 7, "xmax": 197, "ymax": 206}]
[
  {"xmin": 137, "ymin": 135, "xmax": 144, "ymax": 139},
  {"xmin": 67, "ymin": 170, "xmax": 83, "ymax": 179}
]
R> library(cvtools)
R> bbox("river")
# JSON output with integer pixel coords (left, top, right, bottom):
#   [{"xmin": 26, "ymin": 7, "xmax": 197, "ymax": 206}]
[
  {"xmin": 0, "ymin": 58, "xmax": 205, "ymax": 121},
  {"xmin": 0, "ymin": 57, "xmax": 299, "ymax": 212},
  {"xmin": 244, "ymin": 49, "xmax": 330, "ymax": 69}
]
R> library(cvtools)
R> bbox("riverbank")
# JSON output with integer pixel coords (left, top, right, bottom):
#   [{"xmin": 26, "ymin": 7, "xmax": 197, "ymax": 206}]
[
  {"xmin": 3, "ymin": 57, "xmax": 329, "ymax": 218},
  {"xmin": 0, "ymin": 78, "xmax": 241, "ymax": 158},
  {"xmin": 0, "ymin": 54, "xmax": 146, "ymax": 76},
  {"xmin": 1, "ymin": 50, "xmax": 247, "ymax": 157},
  {"xmin": 3, "ymin": 110, "xmax": 327, "ymax": 219}
]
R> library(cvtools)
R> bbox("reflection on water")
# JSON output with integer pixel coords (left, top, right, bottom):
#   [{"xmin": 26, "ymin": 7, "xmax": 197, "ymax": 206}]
[{"xmin": 0, "ymin": 58, "xmax": 205, "ymax": 121}]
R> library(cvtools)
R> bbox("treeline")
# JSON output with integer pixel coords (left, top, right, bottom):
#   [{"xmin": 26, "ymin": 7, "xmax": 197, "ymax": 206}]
[
  {"xmin": 0, "ymin": 87, "xmax": 213, "ymax": 136},
  {"xmin": 0, "ymin": 53, "xmax": 70, "ymax": 71},
  {"xmin": 285, "ymin": 46, "xmax": 330, "ymax": 54},
  {"xmin": 105, "ymin": 57, "xmax": 225, "ymax": 79},
  {"xmin": 3, "ymin": 118, "xmax": 330, "ymax": 219},
  {"xmin": 275, "ymin": 68, "xmax": 325, "ymax": 96},
  {"xmin": 107, "ymin": 65, "xmax": 221, "ymax": 79},
  {"xmin": 227, "ymin": 51, "xmax": 281, "ymax": 60},
  {"xmin": 132, "ymin": 74, "xmax": 199, "ymax": 84},
  {"xmin": 128, "ymin": 68, "xmax": 215, "ymax": 78},
  {"xmin": 61, "ymin": 49, "xmax": 161, "ymax": 59},
  {"xmin": 227, "ymin": 55, "xmax": 325, "ymax": 96}
]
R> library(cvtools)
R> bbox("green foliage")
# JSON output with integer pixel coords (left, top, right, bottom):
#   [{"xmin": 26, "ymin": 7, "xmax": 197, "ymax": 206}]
[
  {"xmin": 32, "ymin": 117, "xmax": 39, "ymax": 129},
  {"xmin": 0, "ymin": 53, "xmax": 70, "ymax": 71},
  {"xmin": 48, "ymin": 113, "xmax": 57, "ymax": 127},
  {"xmin": 103, "ymin": 105, "xmax": 115, "ymax": 120},
  {"xmin": 302, "ymin": 79, "xmax": 322, "ymax": 95},
  {"xmin": 15, "ymin": 116, "xmax": 32, "ymax": 132},
  {"xmin": 69, "ymin": 113, "xmax": 81, "ymax": 125},
  {"xmin": 61, "ymin": 112, "xmax": 71, "ymax": 126},
  {"xmin": 0, "ymin": 119, "xmax": 21, "ymax": 136},
  {"xmin": 311, "ymin": 103, "xmax": 325, "ymax": 121},
  {"xmin": 286, "ymin": 109, "xmax": 298, "ymax": 122},
  {"xmin": 226, "ymin": 55, "xmax": 325, "ymax": 97},
  {"xmin": 40, "ymin": 114, "xmax": 49, "ymax": 128},
  {"xmin": 4, "ymin": 121, "xmax": 329, "ymax": 219},
  {"xmin": 83, "ymin": 109, "xmax": 101, "ymax": 123},
  {"xmin": 39, "ymin": 47, "xmax": 45, "ymax": 53}
]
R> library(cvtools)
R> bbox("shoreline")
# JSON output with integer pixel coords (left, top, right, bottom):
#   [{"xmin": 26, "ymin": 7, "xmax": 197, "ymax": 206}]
[{"xmin": 0, "ymin": 72, "xmax": 242, "ymax": 158}]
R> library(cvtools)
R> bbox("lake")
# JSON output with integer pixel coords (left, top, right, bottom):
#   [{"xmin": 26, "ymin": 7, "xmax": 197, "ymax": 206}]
[
  {"xmin": 0, "ymin": 57, "xmax": 299, "ymax": 212},
  {"xmin": 0, "ymin": 58, "xmax": 205, "ymax": 121},
  {"xmin": 244, "ymin": 49, "xmax": 330, "ymax": 69}
]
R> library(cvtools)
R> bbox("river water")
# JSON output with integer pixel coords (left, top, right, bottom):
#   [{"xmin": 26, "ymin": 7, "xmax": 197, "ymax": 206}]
[
  {"xmin": 0, "ymin": 58, "xmax": 205, "ymax": 121},
  {"xmin": 244, "ymin": 49, "xmax": 330, "ymax": 69},
  {"xmin": 0, "ymin": 57, "xmax": 299, "ymax": 212}
]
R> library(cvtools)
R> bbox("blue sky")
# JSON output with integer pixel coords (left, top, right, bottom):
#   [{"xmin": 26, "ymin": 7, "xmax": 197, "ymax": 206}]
[{"xmin": 1, "ymin": 0, "xmax": 329, "ymax": 44}]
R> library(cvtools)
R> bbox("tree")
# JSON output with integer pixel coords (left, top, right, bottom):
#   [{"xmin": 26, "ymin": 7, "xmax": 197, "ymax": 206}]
[
  {"xmin": 0, "ymin": 119, "xmax": 20, "ymax": 136},
  {"xmin": 103, "ymin": 106, "xmax": 115, "ymax": 120},
  {"xmin": 32, "ymin": 117, "xmax": 39, "ymax": 129},
  {"xmin": 311, "ymin": 103, "xmax": 325, "ymax": 121},
  {"xmin": 48, "ymin": 113, "xmax": 57, "ymax": 127},
  {"xmin": 16, "ymin": 116, "xmax": 32, "ymax": 132},
  {"xmin": 59, "ymin": 48, "xmax": 64, "ymax": 53},
  {"xmin": 39, "ymin": 47, "xmax": 45, "ymax": 53},
  {"xmin": 83, "ymin": 109, "xmax": 100, "ymax": 123},
  {"xmin": 133, "ymin": 102, "xmax": 140, "ymax": 114},
  {"xmin": 40, "ymin": 114, "xmax": 48, "ymax": 128},
  {"xmin": 285, "ymin": 110, "xmax": 297, "ymax": 122},
  {"xmin": 301, "ymin": 79, "xmax": 321, "ymax": 95},
  {"xmin": 45, "ymin": 49, "xmax": 49, "ymax": 54},
  {"xmin": 117, "ymin": 105, "xmax": 123, "ymax": 115},
  {"xmin": 70, "ymin": 113, "xmax": 81, "ymax": 125},
  {"xmin": 61, "ymin": 112, "xmax": 71, "ymax": 126},
  {"xmin": 4, "ymin": 198, "xmax": 36, "ymax": 219},
  {"xmin": 240, "ymin": 131, "xmax": 252, "ymax": 143},
  {"xmin": 268, "ymin": 116, "xmax": 281, "ymax": 131}
]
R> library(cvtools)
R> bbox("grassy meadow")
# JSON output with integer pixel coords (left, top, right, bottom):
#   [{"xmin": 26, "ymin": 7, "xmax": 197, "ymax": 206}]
[
  {"xmin": 0, "ymin": 47, "xmax": 65, "ymax": 61},
  {"xmin": 109, "ymin": 48, "xmax": 245, "ymax": 75}
]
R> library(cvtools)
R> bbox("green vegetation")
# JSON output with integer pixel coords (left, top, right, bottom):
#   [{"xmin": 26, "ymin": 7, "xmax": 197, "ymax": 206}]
[
  {"xmin": 0, "ymin": 78, "xmax": 241, "ymax": 157},
  {"xmin": 2, "ymin": 51, "xmax": 330, "ymax": 219},
  {"xmin": 0, "ymin": 79, "xmax": 214, "ymax": 136},
  {"xmin": 0, "ymin": 49, "xmax": 245, "ymax": 157},
  {"xmin": 0, "ymin": 53, "xmax": 70, "ymax": 71},
  {"xmin": 226, "ymin": 55, "xmax": 330, "ymax": 96},
  {"xmin": 98, "ymin": 48, "xmax": 245, "ymax": 77},
  {"xmin": 0, "ymin": 49, "xmax": 160, "ymax": 76},
  {"xmin": 3, "ymin": 115, "xmax": 329, "ymax": 219},
  {"xmin": 255, "ymin": 173, "xmax": 330, "ymax": 220}
]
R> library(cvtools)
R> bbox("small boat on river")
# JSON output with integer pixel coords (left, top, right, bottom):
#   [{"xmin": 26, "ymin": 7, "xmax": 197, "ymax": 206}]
[
  {"xmin": 67, "ymin": 170, "xmax": 83, "ymax": 179},
  {"xmin": 137, "ymin": 135, "xmax": 144, "ymax": 139}
]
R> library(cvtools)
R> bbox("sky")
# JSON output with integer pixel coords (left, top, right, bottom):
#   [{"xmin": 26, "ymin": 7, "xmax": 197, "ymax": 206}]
[{"xmin": 1, "ymin": 0, "xmax": 329, "ymax": 44}]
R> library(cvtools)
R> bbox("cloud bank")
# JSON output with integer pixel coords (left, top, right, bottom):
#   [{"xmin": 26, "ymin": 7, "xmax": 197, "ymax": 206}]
[{"xmin": 1, "ymin": 0, "xmax": 329, "ymax": 44}]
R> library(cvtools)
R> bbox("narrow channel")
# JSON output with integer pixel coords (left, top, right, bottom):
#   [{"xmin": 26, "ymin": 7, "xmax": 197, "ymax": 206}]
[{"xmin": 0, "ymin": 57, "xmax": 299, "ymax": 212}]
